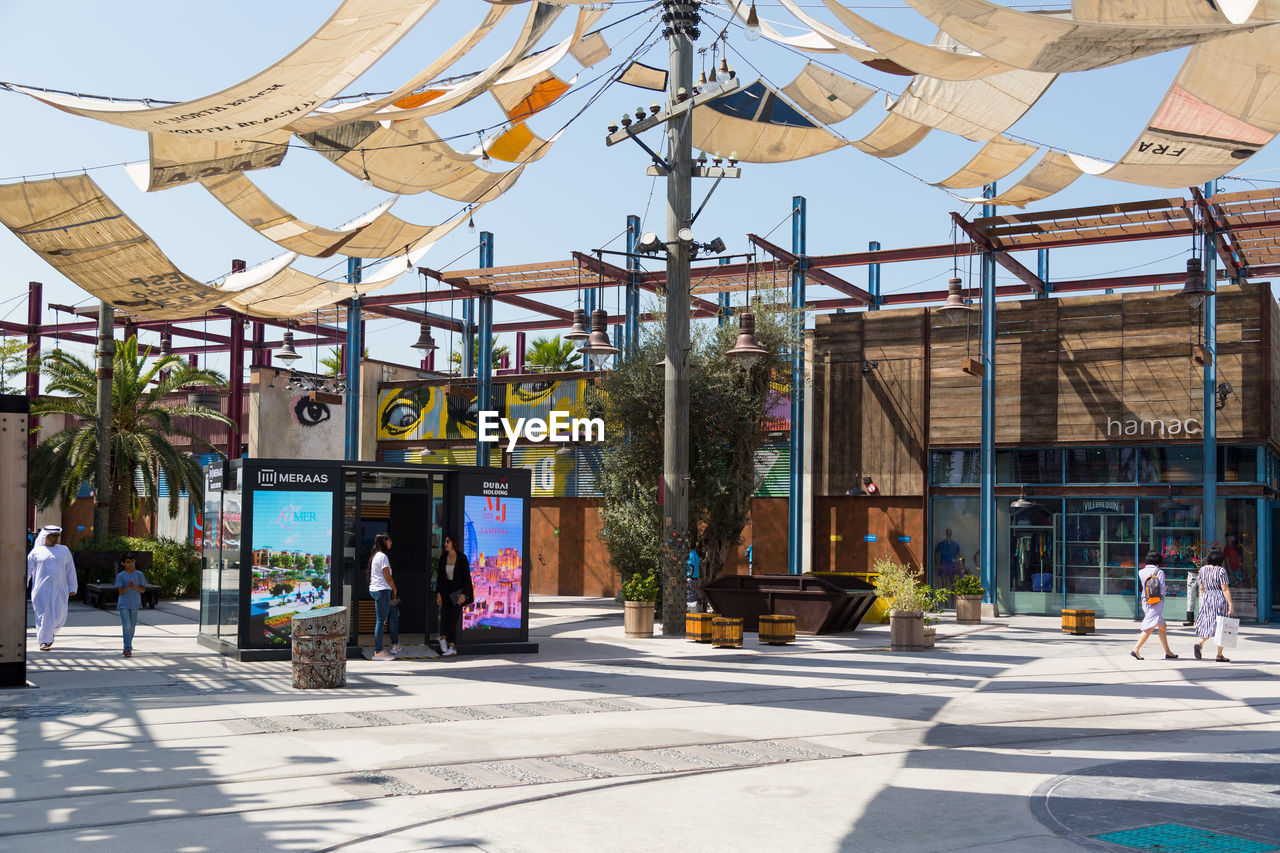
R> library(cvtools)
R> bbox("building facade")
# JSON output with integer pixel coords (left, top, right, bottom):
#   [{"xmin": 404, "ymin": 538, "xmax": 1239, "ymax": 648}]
[{"xmin": 810, "ymin": 282, "xmax": 1278, "ymax": 623}]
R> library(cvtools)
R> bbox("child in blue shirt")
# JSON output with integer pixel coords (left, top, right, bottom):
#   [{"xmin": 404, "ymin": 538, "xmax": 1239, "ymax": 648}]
[{"xmin": 114, "ymin": 552, "xmax": 146, "ymax": 657}]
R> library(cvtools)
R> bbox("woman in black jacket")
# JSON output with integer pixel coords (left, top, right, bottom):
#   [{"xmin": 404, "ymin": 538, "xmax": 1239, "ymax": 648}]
[{"xmin": 435, "ymin": 533, "xmax": 474, "ymax": 656}]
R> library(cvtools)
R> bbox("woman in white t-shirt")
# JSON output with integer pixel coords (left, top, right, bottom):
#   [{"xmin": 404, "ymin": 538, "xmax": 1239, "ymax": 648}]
[
  {"xmin": 367, "ymin": 533, "xmax": 400, "ymax": 660},
  {"xmin": 1131, "ymin": 551, "xmax": 1177, "ymax": 661}
]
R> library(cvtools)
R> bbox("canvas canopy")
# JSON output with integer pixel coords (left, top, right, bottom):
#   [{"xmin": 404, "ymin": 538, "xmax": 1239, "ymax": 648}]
[
  {"xmin": 931, "ymin": 136, "xmax": 1039, "ymax": 189},
  {"xmin": 960, "ymin": 151, "xmax": 1082, "ymax": 207},
  {"xmin": 1071, "ymin": 0, "xmax": 1280, "ymax": 24},
  {"xmin": 769, "ymin": 0, "xmax": 915, "ymax": 75},
  {"xmin": 850, "ymin": 113, "xmax": 931, "ymax": 158},
  {"xmin": 197, "ymin": 173, "xmax": 448, "ymax": 258},
  {"xmin": 905, "ymin": 0, "xmax": 1271, "ymax": 74},
  {"xmin": 820, "ymin": 0, "xmax": 1016, "ymax": 80},
  {"xmin": 0, "ymin": 175, "xmax": 226, "ymax": 319},
  {"xmin": 692, "ymin": 81, "xmax": 845, "ymax": 163},
  {"xmin": 781, "ymin": 64, "xmax": 875, "ymax": 126},
  {"xmin": 15, "ymin": 0, "xmax": 437, "ymax": 139},
  {"xmin": 1066, "ymin": 22, "xmax": 1280, "ymax": 188},
  {"xmin": 618, "ymin": 63, "xmax": 667, "ymax": 91},
  {"xmin": 132, "ymin": 132, "xmax": 291, "ymax": 192}
]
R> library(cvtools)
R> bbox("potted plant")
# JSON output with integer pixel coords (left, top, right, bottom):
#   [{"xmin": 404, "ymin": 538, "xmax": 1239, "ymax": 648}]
[
  {"xmin": 953, "ymin": 572, "xmax": 984, "ymax": 624},
  {"xmin": 871, "ymin": 557, "xmax": 947, "ymax": 651},
  {"xmin": 622, "ymin": 570, "xmax": 659, "ymax": 638}
]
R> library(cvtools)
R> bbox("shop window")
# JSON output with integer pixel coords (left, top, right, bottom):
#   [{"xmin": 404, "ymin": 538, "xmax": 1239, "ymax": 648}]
[
  {"xmin": 1139, "ymin": 446, "xmax": 1201, "ymax": 484},
  {"xmin": 1139, "ymin": 497, "xmax": 1200, "ymax": 599},
  {"xmin": 997, "ymin": 449, "xmax": 1062, "ymax": 484},
  {"xmin": 929, "ymin": 497, "xmax": 980, "ymax": 587},
  {"xmin": 930, "ymin": 450, "xmax": 979, "ymax": 485},
  {"xmin": 1219, "ymin": 499, "xmax": 1258, "ymax": 622},
  {"xmin": 1218, "ymin": 446, "xmax": 1258, "ymax": 482},
  {"xmin": 1008, "ymin": 497, "xmax": 1057, "ymax": 594},
  {"xmin": 1065, "ymin": 448, "xmax": 1136, "ymax": 483}
]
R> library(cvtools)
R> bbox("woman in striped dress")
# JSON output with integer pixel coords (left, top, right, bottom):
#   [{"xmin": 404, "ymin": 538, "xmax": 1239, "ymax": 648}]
[{"xmin": 1193, "ymin": 547, "xmax": 1235, "ymax": 663}]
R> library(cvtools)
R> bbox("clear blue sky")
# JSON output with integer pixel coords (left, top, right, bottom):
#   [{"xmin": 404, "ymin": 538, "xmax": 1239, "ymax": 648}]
[{"xmin": 2, "ymin": 1, "xmax": 1275, "ymax": 374}]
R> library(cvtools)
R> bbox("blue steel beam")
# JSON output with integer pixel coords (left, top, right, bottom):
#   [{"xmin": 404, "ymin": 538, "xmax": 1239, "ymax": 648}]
[
  {"xmin": 788, "ymin": 196, "xmax": 806, "ymax": 576},
  {"xmin": 1037, "ymin": 249, "xmax": 1052, "ymax": 298},
  {"xmin": 626, "ymin": 214, "xmax": 641, "ymax": 355},
  {"xmin": 344, "ymin": 257, "xmax": 363, "ymax": 461},
  {"xmin": 868, "ymin": 241, "xmax": 881, "ymax": 309},
  {"xmin": 980, "ymin": 185, "xmax": 997, "ymax": 606},
  {"xmin": 477, "ymin": 231, "xmax": 494, "ymax": 467},
  {"xmin": 1203, "ymin": 181, "xmax": 1218, "ymax": 549}
]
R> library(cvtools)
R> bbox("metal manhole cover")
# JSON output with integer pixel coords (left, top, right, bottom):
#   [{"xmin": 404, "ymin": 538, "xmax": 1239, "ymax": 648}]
[{"xmin": 1092, "ymin": 823, "xmax": 1278, "ymax": 853}]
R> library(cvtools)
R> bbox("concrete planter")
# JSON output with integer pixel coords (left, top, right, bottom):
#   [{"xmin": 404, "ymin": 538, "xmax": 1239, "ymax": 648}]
[
  {"xmin": 623, "ymin": 601, "xmax": 655, "ymax": 638},
  {"xmin": 955, "ymin": 594, "xmax": 983, "ymax": 624},
  {"xmin": 890, "ymin": 610, "xmax": 935, "ymax": 651}
]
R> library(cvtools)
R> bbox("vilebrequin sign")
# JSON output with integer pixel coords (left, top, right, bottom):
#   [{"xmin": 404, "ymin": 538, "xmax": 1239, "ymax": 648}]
[{"xmin": 477, "ymin": 410, "xmax": 604, "ymax": 452}]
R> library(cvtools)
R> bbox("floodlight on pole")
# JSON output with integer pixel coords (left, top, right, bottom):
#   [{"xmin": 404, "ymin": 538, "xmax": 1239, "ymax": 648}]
[{"xmin": 637, "ymin": 231, "xmax": 664, "ymax": 254}]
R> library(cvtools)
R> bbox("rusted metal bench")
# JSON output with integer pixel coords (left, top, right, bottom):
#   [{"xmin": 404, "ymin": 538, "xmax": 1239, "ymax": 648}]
[{"xmin": 703, "ymin": 573, "xmax": 878, "ymax": 634}]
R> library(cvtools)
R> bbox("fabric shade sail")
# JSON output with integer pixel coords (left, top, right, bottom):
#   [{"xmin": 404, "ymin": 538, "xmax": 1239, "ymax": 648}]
[
  {"xmin": 0, "ymin": 175, "xmax": 226, "ymax": 320},
  {"xmin": 850, "ymin": 113, "xmax": 931, "ymax": 157},
  {"xmin": 14, "ymin": 0, "xmax": 439, "ymax": 139},
  {"xmin": 770, "ymin": 0, "xmax": 915, "ymax": 75},
  {"xmin": 931, "ymin": 136, "xmax": 1040, "ymax": 189},
  {"xmin": 132, "ymin": 132, "xmax": 290, "ymax": 192},
  {"xmin": 692, "ymin": 80, "xmax": 846, "ymax": 163},
  {"xmin": 288, "ymin": 2, "xmax": 513, "ymax": 135},
  {"xmin": 819, "ymin": 0, "xmax": 1016, "ymax": 80},
  {"xmin": 222, "ymin": 211, "xmax": 469, "ymax": 318},
  {"xmin": 781, "ymin": 64, "xmax": 875, "ymax": 125},
  {"xmin": 197, "ymin": 172, "xmax": 447, "ymax": 258},
  {"xmin": 904, "ymin": 0, "xmax": 1272, "ymax": 74},
  {"xmin": 299, "ymin": 119, "xmax": 528, "ymax": 201},
  {"xmin": 959, "ymin": 150, "xmax": 1082, "ymax": 207},
  {"xmin": 618, "ymin": 62, "xmax": 667, "ymax": 91},
  {"xmin": 1067, "ymin": 22, "xmax": 1280, "ymax": 187},
  {"xmin": 1071, "ymin": 0, "xmax": 1280, "ymax": 24},
  {"xmin": 491, "ymin": 71, "xmax": 572, "ymax": 122}
]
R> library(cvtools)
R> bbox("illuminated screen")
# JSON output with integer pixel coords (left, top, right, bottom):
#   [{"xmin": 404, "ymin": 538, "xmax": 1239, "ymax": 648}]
[
  {"xmin": 249, "ymin": 490, "xmax": 334, "ymax": 645},
  {"xmin": 461, "ymin": 495, "xmax": 524, "ymax": 632}
]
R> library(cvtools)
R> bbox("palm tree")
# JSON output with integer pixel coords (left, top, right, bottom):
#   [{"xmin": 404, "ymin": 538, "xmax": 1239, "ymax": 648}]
[
  {"xmin": 30, "ymin": 335, "xmax": 233, "ymax": 536},
  {"xmin": 448, "ymin": 335, "xmax": 510, "ymax": 371},
  {"xmin": 319, "ymin": 346, "xmax": 367, "ymax": 377},
  {"xmin": 525, "ymin": 335, "xmax": 579, "ymax": 373}
]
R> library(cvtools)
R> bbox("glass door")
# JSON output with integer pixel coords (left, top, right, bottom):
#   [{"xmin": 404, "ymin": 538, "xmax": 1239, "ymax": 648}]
[{"xmin": 1062, "ymin": 499, "xmax": 1140, "ymax": 618}]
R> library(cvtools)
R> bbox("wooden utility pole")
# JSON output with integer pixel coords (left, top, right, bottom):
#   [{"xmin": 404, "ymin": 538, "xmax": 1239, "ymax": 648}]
[{"xmin": 659, "ymin": 1, "xmax": 699, "ymax": 633}]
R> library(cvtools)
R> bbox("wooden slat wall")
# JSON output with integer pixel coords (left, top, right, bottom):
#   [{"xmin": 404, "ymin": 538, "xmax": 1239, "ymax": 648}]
[{"xmin": 810, "ymin": 284, "xmax": 1272, "ymax": 497}]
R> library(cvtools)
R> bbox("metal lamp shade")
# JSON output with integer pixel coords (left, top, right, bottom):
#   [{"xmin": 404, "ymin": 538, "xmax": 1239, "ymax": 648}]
[
  {"xmin": 410, "ymin": 319, "xmax": 438, "ymax": 351},
  {"xmin": 936, "ymin": 278, "xmax": 974, "ymax": 327},
  {"xmin": 1182, "ymin": 257, "xmax": 1210, "ymax": 308},
  {"xmin": 276, "ymin": 330, "xmax": 302, "ymax": 362},
  {"xmin": 565, "ymin": 307, "xmax": 590, "ymax": 342},
  {"xmin": 1010, "ymin": 490, "xmax": 1039, "ymax": 511},
  {"xmin": 578, "ymin": 308, "xmax": 620, "ymax": 369},
  {"xmin": 727, "ymin": 310, "xmax": 768, "ymax": 368}
]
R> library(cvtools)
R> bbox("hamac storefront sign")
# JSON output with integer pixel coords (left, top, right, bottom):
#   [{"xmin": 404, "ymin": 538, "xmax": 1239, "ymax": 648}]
[{"xmin": 1105, "ymin": 415, "xmax": 1202, "ymax": 438}]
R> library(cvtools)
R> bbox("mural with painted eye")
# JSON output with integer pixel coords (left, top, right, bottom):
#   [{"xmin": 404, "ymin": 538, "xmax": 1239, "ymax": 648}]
[
  {"xmin": 294, "ymin": 397, "xmax": 332, "ymax": 428},
  {"xmin": 378, "ymin": 388, "xmax": 433, "ymax": 439}
]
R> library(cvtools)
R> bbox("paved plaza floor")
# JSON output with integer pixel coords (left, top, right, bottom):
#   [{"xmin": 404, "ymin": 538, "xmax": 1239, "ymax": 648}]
[{"xmin": 3, "ymin": 598, "xmax": 1278, "ymax": 852}]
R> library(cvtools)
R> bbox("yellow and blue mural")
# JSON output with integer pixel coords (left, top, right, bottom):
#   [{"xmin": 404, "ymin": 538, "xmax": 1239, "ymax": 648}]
[{"xmin": 377, "ymin": 378, "xmax": 595, "ymax": 442}]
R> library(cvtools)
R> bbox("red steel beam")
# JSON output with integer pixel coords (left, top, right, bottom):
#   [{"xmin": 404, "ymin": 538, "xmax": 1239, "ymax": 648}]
[
  {"xmin": 951, "ymin": 212, "xmax": 1046, "ymax": 295},
  {"xmin": 747, "ymin": 234, "xmax": 875, "ymax": 303}
]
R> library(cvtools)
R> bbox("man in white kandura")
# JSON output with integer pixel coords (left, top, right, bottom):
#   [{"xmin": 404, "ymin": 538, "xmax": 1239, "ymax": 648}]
[{"xmin": 27, "ymin": 525, "xmax": 78, "ymax": 651}]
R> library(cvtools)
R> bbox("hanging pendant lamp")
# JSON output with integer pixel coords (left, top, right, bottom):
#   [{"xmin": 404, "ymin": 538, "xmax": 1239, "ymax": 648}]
[
  {"xmin": 1181, "ymin": 257, "xmax": 1211, "ymax": 309},
  {"xmin": 410, "ymin": 318, "xmax": 438, "ymax": 351},
  {"xmin": 578, "ymin": 308, "xmax": 620, "ymax": 369},
  {"xmin": 276, "ymin": 329, "xmax": 301, "ymax": 362},
  {"xmin": 566, "ymin": 307, "xmax": 590, "ymax": 343},
  {"xmin": 727, "ymin": 310, "xmax": 768, "ymax": 368},
  {"xmin": 937, "ymin": 277, "xmax": 975, "ymax": 326}
]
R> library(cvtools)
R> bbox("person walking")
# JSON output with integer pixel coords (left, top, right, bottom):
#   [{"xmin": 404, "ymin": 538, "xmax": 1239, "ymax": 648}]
[
  {"xmin": 1131, "ymin": 552, "xmax": 1177, "ymax": 660},
  {"xmin": 1193, "ymin": 546, "xmax": 1235, "ymax": 662},
  {"xmin": 367, "ymin": 533, "xmax": 400, "ymax": 661},
  {"xmin": 435, "ymin": 533, "xmax": 473, "ymax": 657},
  {"xmin": 26, "ymin": 525, "xmax": 77, "ymax": 651},
  {"xmin": 114, "ymin": 552, "xmax": 147, "ymax": 657}
]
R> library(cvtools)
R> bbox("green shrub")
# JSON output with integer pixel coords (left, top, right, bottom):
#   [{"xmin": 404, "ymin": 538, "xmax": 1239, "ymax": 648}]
[
  {"xmin": 71, "ymin": 535, "xmax": 199, "ymax": 599},
  {"xmin": 871, "ymin": 556, "xmax": 948, "ymax": 624},
  {"xmin": 953, "ymin": 573, "xmax": 984, "ymax": 596},
  {"xmin": 622, "ymin": 569, "xmax": 660, "ymax": 603}
]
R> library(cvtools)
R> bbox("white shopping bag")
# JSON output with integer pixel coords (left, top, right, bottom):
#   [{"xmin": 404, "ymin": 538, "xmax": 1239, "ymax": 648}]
[{"xmin": 1214, "ymin": 615, "xmax": 1240, "ymax": 648}]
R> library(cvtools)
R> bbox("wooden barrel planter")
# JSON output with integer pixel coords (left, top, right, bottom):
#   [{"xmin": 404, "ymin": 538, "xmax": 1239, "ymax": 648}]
[
  {"xmin": 292, "ymin": 606, "xmax": 348, "ymax": 689},
  {"xmin": 1061, "ymin": 609, "xmax": 1095, "ymax": 635},
  {"xmin": 712, "ymin": 616, "xmax": 743, "ymax": 648},
  {"xmin": 758, "ymin": 614, "xmax": 796, "ymax": 645},
  {"xmin": 623, "ymin": 601, "xmax": 655, "ymax": 638},
  {"xmin": 686, "ymin": 612, "xmax": 714, "ymax": 643}
]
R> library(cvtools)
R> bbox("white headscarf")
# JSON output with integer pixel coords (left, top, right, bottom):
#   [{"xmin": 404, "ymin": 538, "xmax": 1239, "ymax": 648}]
[{"xmin": 33, "ymin": 525, "xmax": 62, "ymax": 549}]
